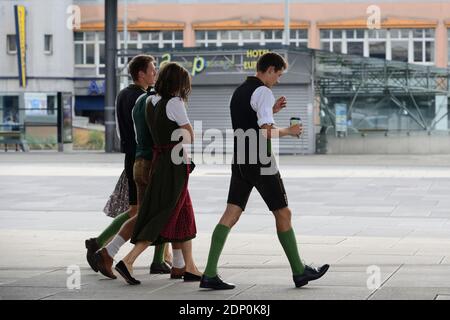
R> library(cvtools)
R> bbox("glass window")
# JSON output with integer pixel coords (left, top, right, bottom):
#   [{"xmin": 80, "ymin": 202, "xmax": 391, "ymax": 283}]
[
  {"xmin": 7, "ymin": 34, "xmax": 17, "ymax": 53},
  {"xmin": 207, "ymin": 31, "xmax": 217, "ymax": 40},
  {"xmin": 229, "ymin": 30, "xmax": 239, "ymax": 40},
  {"xmin": 425, "ymin": 41, "xmax": 434, "ymax": 62},
  {"xmin": 390, "ymin": 29, "xmax": 400, "ymax": 39},
  {"xmin": 333, "ymin": 42, "xmax": 342, "ymax": 53},
  {"xmin": 163, "ymin": 31, "xmax": 173, "ymax": 40},
  {"xmin": 129, "ymin": 32, "xmax": 138, "ymax": 41},
  {"xmin": 127, "ymin": 43, "xmax": 138, "ymax": 50},
  {"xmin": 99, "ymin": 43, "xmax": 105, "ymax": 64},
  {"xmin": 320, "ymin": 30, "xmax": 331, "ymax": 38},
  {"xmin": 174, "ymin": 31, "xmax": 183, "ymax": 40},
  {"xmin": 221, "ymin": 43, "xmax": 237, "ymax": 48},
  {"xmin": 74, "ymin": 32, "xmax": 83, "ymax": 41},
  {"xmin": 149, "ymin": 31, "xmax": 160, "ymax": 41},
  {"xmin": 356, "ymin": 30, "xmax": 365, "ymax": 39},
  {"xmin": 1, "ymin": 95, "xmax": 20, "ymax": 127},
  {"xmin": 274, "ymin": 30, "xmax": 283, "ymax": 40},
  {"xmin": 347, "ymin": 42, "xmax": 364, "ymax": 56},
  {"xmin": 220, "ymin": 31, "xmax": 230, "ymax": 40},
  {"xmin": 142, "ymin": 43, "xmax": 159, "ymax": 51},
  {"xmin": 252, "ymin": 30, "xmax": 261, "ymax": 40},
  {"xmin": 424, "ymin": 29, "xmax": 434, "ymax": 38},
  {"xmin": 413, "ymin": 29, "xmax": 423, "ymax": 38},
  {"xmin": 85, "ymin": 32, "xmax": 95, "ymax": 41},
  {"xmin": 195, "ymin": 31, "xmax": 205, "ymax": 40},
  {"xmin": 264, "ymin": 30, "xmax": 273, "ymax": 40},
  {"xmin": 400, "ymin": 29, "xmax": 410, "ymax": 38},
  {"xmin": 44, "ymin": 34, "xmax": 53, "ymax": 54},
  {"xmin": 47, "ymin": 95, "xmax": 56, "ymax": 115},
  {"xmin": 369, "ymin": 41, "xmax": 386, "ymax": 59},
  {"xmin": 321, "ymin": 41, "xmax": 330, "ymax": 51},
  {"xmin": 414, "ymin": 41, "xmax": 423, "ymax": 62},
  {"xmin": 140, "ymin": 32, "xmax": 150, "ymax": 41},
  {"xmin": 74, "ymin": 43, "xmax": 84, "ymax": 64},
  {"xmin": 242, "ymin": 30, "xmax": 252, "ymax": 40},
  {"xmin": 345, "ymin": 30, "xmax": 354, "ymax": 39},
  {"xmin": 391, "ymin": 41, "xmax": 409, "ymax": 62},
  {"xmin": 97, "ymin": 32, "xmax": 105, "ymax": 41},
  {"xmin": 333, "ymin": 30, "xmax": 342, "ymax": 39},
  {"xmin": 86, "ymin": 44, "xmax": 95, "ymax": 64},
  {"xmin": 290, "ymin": 29, "xmax": 297, "ymax": 39},
  {"xmin": 298, "ymin": 29, "xmax": 307, "ymax": 39},
  {"xmin": 162, "ymin": 31, "xmax": 173, "ymax": 41}
]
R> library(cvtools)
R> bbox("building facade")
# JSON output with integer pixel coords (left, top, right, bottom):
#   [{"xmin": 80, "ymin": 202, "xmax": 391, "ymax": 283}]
[{"xmin": 1, "ymin": 0, "xmax": 449, "ymax": 153}]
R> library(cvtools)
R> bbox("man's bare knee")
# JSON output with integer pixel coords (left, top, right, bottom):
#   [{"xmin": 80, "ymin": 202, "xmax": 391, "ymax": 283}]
[
  {"xmin": 219, "ymin": 204, "xmax": 243, "ymax": 228},
  {"xmin": 273, "ymin": 207, "xmax": 292, "ymax": 231}
]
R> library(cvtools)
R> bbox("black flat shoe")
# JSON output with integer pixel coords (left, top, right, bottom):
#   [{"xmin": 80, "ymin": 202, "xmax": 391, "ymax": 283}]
[
  {"xmin": 183, "ymin": 272, "xmax": 202, "ymax": 282},
  {"xmin": 150, "ymin": 261, "xmax": 171, "ymax": 274},
  {"xmin": 115, "ymin": 261, "xmax": 141, "ymax": 285},
  {"xmin": 85, "ymin": 238, "xmax": 99, "ymax": 272},
  {"xmin": 293, "ymin": 264, "xmax": 330, "ymax": 288},
  {"xmin": 199, "ymin": 274, "xmax": 235, "ymax": 290}
]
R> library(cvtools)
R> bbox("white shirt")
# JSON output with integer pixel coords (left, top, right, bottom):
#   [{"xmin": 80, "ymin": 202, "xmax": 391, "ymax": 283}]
[
  {"xmin": 148, "ymin": 95, "xmax": 190, "ymax": 126},
  {"xmin": 250, "ymin": 86, "xmax": 275, "ymax": 127}
]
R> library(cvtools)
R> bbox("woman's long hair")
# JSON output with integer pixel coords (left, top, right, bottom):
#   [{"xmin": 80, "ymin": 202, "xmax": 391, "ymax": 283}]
[{"xmin": 154, "ymin": 62, "xmax": 192, "ymax": 102}]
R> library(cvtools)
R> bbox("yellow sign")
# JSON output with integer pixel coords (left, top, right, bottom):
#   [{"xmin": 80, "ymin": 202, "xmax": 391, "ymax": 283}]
[{"xmin": 15, "ymin": 5, "xmax": 27, "ymax": 87}]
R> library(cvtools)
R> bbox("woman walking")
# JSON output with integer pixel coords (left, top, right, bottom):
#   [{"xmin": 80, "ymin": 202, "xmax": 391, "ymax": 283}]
[{"xmin": 115, "ymin": 62, "xmax": 202, "ymax": 285}]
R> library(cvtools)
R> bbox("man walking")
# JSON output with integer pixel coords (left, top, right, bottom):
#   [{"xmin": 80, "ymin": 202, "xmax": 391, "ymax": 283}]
[
  {"xmin": 85, "ymin": 55, "xmax": 171, "ymax": 277},
  {"xmin": 199, "ymin": 52, "xmax": 329, "ymax": 290}
]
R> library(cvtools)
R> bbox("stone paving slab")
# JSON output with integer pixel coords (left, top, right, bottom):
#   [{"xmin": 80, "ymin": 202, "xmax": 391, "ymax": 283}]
[{"xmin": 2, "ymin": 153, "xmax": 450, "ymax": 300}]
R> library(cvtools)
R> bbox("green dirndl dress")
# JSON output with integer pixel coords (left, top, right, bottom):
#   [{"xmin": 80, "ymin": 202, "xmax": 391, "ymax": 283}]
[{"xmin": 131, "ymin": 97, "xmax": 196, "ymax": 245}]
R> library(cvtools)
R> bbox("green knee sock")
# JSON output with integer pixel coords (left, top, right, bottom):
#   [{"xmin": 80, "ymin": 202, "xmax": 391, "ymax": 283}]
[
  {"xmin": 96, "ymin": 210, "xmax": 130, "ymax": 247},
  {"xmin": 152, "ymin": 244, "xmax": 165, "ymax": 264},
  {"xmin": 204, "ymin": 224, "xmax": 231, "ymax": 277},
  {"xmin": 277, "ymin": 228, "xmax": 305, "ymax": 276}
]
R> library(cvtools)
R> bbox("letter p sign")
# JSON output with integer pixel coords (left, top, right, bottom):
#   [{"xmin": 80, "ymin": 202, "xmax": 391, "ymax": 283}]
[{"xmin": 192, "ymin": 56, "xmax": 205, "ymax": 76}]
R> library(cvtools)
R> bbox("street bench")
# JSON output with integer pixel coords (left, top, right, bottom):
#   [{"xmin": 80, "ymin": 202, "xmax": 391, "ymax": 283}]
[{"xmin": 0, "ymin": 128, "xmax": 29, "ymax": 152}]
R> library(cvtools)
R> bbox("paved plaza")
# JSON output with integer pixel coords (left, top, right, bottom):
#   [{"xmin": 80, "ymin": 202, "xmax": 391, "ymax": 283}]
[{"xmin": 1, "ymin": 152, "xmax": 450, "ymax": 300}]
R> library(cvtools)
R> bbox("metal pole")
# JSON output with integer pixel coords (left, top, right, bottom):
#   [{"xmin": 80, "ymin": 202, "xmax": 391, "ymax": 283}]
[
  {"xmin": 284, "ymin": 0, "xmax": 290, "ymax": 46},
  {"xmin": 124, "ymin": 0, "xmax": 128, "ymax": 53},
  {"xmin": 105, "ymin": 0, "xmax": 117, "ymax": 153},
  {"xmin": 121, "ymin": 0, "xmax": 129, "ymax": 90}
]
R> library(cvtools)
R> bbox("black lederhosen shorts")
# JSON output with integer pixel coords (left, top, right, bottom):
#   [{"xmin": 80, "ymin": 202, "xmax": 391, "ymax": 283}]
[
  {"xmin": 124, "ymin": 152, "xmax": 137, "ymax": 206},
  {"xmin": 227, "ymin": 163, "xmax": 288, "ymax": 212}
]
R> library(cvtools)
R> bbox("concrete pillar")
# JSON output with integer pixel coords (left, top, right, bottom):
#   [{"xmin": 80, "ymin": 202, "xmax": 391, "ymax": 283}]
[
  {"xmin": 308, "ymin": 21, "xmax": 320, "ymax": 49},
  {"xmin": 184, "ymin": 22, "xmax": 196, "ymax": 48},
  {"xmin": 435, "ymin": 20, "xmax": 448, "ymax": 68}
]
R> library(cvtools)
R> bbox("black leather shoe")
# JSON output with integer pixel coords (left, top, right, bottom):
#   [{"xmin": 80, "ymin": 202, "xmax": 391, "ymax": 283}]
[
  {"xmin": 85, "ymin": 238, "xmax": 100, "ymax": 272},
  {"xmin": 115, "ymin": 261, "xmax": 141, "ymax": 285},
  {"xmin": 293, "ymin": 264, "xmax": 330, "ymax": 288},
  {"xmin": 150, "ymin": 261, "xmax": 171, "ymax": 274},
  {"xmin": 183, "ymin": 272, "xmax": 202, "ymax": 282},
  {"xmin": 199, "ymin": 274, "xmax": 235, "ymax": 290}
]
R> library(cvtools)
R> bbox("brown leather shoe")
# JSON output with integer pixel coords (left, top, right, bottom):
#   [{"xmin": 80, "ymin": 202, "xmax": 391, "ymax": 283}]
[
  {"xmin": 95, "ymin": 248, "xmax": 116, "ymax": 279},
  {"xmin": 170, "ymin": 266, "xmax": 185, "ymax": 279}
]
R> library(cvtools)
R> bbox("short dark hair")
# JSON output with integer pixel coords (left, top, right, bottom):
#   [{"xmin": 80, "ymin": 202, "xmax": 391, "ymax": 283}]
[
  {"xmin": 128, "ymin": 54, "xmax": 155, "ymax": 82},
  {"xmin": 256, "ymin": 52, "xmax": 287, "ymax": 73},
  {"xmin": 154, "ymin": 62, "xmax": 191, "ymax": 101}
]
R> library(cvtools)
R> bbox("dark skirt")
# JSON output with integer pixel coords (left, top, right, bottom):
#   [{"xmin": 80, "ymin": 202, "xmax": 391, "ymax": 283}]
[{"xmin": 131, "ymin": 150, "xmax": 196, "ymax": 245}]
